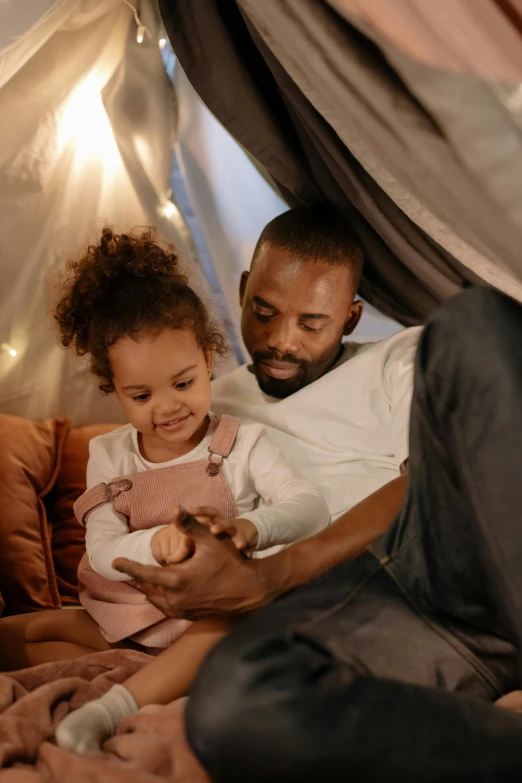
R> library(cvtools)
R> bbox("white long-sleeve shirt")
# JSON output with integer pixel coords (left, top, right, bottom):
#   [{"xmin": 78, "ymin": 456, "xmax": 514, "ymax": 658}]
[{"xmin": 84, "ymin": 415, "xmax": 330, "ymax": 581}]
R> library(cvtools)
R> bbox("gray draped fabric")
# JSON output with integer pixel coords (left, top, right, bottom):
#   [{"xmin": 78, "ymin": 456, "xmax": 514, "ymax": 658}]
[{"xmin": 159, "ymin": 0, "xmax": 522, "ymax": 323}]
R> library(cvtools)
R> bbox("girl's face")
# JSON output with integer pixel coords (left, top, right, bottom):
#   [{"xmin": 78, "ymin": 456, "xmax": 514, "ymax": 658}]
[{"xmin": 110, "ymin": 328, "xmax": 213, "ymax": 456}]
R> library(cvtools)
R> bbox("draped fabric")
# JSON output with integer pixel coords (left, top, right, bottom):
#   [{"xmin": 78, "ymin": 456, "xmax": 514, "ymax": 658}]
[
  {"xmin": 0, "ymin": 0, "xmax": 217, "ymax": 424},
  {"xmin": 159, "ymin": 0, "xmax": 522, "ymax": 324}
]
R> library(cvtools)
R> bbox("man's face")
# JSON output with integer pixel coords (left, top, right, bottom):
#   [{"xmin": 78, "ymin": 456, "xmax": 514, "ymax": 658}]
[{"xmin": 240, "ymin": 245, "xmax": 363, "ymax": 398}]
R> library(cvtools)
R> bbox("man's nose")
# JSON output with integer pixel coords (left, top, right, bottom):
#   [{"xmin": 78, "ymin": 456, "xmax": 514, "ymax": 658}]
[{"xmin": 266, "ymin": 319, "xmax": 300, "ymax": 357}]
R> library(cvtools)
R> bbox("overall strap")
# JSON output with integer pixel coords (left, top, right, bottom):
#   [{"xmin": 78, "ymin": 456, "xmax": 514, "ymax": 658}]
[
  {"xmin": 74, "ymin": 477, "xmax": 134, "ymax": 526},
  {"xmin": 74, "ymin": 483, "xmax": 112, "ymax": 526},
  {"xmin": 206, "ymin": 414, "xmax": 240, "ymax": 477}
]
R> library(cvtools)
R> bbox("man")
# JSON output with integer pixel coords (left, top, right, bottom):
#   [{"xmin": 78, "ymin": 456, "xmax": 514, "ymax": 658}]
[
  {"xmin": 117, "ymin": 210, "xmax": 522, "ymax": 780},
  {"xmin": 211, "ymin": 208, "xmax": 418, "ymax": 530}
]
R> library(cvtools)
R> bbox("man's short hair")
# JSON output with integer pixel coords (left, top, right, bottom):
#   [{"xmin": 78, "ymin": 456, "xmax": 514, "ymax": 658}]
[{"xmin": 253, "ymin": 207, "xmax": 364, "ymax": 288}]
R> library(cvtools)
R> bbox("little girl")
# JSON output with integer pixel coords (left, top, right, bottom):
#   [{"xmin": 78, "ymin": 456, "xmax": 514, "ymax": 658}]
[{"xmin": 54, "ymin": 227, "xmax": 329, "ymax": 754}]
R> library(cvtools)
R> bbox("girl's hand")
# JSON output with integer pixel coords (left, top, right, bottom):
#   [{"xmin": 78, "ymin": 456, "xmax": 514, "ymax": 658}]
[
  {"xmin": 151, "ymin": 521, "xmax": 193, "ymax": 565},
  {"xmin": 191, "ymin": 506, "xmax": 259, "ymax": 551}
]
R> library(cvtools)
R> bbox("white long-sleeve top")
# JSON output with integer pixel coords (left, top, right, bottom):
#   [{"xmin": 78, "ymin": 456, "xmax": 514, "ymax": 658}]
[{"xmin": 84, "ymin": 414, "xmax": 330, "ymax": 581}]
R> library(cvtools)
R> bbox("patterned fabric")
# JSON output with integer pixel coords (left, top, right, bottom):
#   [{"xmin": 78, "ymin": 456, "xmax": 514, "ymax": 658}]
[{"xmin": 75, "ymin": 416, "xmax": 240, "ymax": 647}]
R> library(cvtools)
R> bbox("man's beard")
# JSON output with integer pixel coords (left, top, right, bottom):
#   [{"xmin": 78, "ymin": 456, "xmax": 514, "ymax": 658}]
[{"xmin": 251, "ymin": 351, "xmax": 309, "ymax": 399}]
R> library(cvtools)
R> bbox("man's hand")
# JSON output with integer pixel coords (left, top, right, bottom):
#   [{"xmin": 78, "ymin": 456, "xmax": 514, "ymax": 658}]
[
  {"xmin": 193, "ymin": 506, "xmax": 259, "ymax": 551},
  {"xmin": 113, "ymin": 477, "xmax": 406, "ymax": 621},
  {"xmin": 113, "ymin": 508, "xmax": 279, "ymax": 620},
  {"xmin": 151, "ymin": 515, "xmax": 193, "ymax": 565}
]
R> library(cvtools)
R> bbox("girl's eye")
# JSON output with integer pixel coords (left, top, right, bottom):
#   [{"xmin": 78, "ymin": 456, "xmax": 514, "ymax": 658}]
[
  {"xmin": 132, "ymin": 393, "xmax": 150, "ymax": 403},
  {"xmin": 175, "ymin": 379, "xmax": 194, "ymax": 390}
]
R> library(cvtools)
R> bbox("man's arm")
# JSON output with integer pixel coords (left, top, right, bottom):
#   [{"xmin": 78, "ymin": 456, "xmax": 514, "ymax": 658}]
[
  {"xmin": 114, "ymin": 475, "xmax": 407, "ymax": 620},
  {"xmin": 269, "ymin": 474, "xmax": 406, "ymax": 597}
]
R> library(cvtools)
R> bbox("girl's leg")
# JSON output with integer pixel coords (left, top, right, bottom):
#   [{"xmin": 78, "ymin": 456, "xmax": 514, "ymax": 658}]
[
  {"xmin": 55, "ymin": 618, "xmax": 234, "ymax": 754},
  {"xmin": 0, "ymin": 608, "xmax": 113, "ymax": 671},
  {"xmin": 125, "ymin": 617, "xmax": 233, "ymax": 707}
]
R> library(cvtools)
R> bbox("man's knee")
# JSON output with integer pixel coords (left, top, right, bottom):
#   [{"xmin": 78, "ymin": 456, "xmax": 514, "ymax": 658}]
[
  {"xmin": 420, "ymin": 286, "xmax": 521, "ymax": 382},
  {"xmin": 185, "ymin": 628, "xmax": 343, "ymax": 780},
  {"xmin": 186, "ymin": 631, "xmax": 292, "ymax": 769},
  {"xmin": 428, "ymin": 287, "xmax": 509, "ymax": 345}
]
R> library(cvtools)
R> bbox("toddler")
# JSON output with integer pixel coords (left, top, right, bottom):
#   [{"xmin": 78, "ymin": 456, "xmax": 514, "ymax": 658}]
[{"xmin": 54, "ymin": 227, "xmax": 329, "ymax": 753}]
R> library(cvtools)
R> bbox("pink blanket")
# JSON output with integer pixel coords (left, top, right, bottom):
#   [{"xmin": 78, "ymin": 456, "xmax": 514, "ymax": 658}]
[{"xmin": 0, "ymin": 650, "xmax": 211, "ymax": 782}]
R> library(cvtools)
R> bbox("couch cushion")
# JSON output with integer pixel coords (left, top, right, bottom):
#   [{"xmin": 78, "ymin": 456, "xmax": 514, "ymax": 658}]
[
  {"xmin": 0, "ymin": 414, "xmax": 70, "ymax": 614},
  {"xmin": 45, "ymin": 424, "xmax": 119, "ymax": 604}
]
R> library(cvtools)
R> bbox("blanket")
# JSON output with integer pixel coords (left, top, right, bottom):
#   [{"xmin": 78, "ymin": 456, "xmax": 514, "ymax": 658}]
[{"xmin": 0, "ymin": 650, "xmax": 210, "ymax": 782}]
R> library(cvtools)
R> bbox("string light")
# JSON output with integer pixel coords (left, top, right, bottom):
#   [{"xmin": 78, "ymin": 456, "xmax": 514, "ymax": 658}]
[
  {"xmin": 160, "ymin": 200, "xmax": 176, "ymax": 218},
  {"xmin": 119, "ymin": 6, "xmax": 179, "ymax": 256},
  {"xmin": 122, "ymin": 1, "xmax": 153, "ymax": 45},
  {"xmin": 1, "ymin": 343, "xmax": 17, "ymax": 357}
]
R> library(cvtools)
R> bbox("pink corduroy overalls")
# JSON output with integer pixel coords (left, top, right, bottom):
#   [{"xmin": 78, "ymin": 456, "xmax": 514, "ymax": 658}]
[{"xmin": 73, "ymin": 415, "xmax": 240, "ymax": 649}]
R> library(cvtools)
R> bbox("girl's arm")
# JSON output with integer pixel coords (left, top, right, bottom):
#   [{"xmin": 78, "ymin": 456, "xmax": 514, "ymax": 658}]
[
  {"xmin": 85, "ymin": 507, "xmax": 165, "ymax": 581},
  {"xmin": 85, "ymin": 453, "xmax": 166, "ymax": 581},
  {"xmin": 239, "ymin": 432, "xmax": 330, "ymax": 551}
]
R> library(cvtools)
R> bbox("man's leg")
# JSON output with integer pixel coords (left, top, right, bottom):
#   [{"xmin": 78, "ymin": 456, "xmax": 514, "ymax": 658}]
[
  {"xmin": 386, "ymin": 286, "xmax": 522, "ymax": 652},
  {"xmin": 186, "ymin": 569, "xmax": 522, "ymax": 783},
  {"xmin": 185, "ymin": 288, "xmax": 522, "ymax": 782}
]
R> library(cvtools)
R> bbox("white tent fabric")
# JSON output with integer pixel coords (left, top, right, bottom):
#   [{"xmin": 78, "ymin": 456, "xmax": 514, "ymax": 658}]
[{"xmin": 0, "ymin": 0, "xmax": 215, "ymax": 425}]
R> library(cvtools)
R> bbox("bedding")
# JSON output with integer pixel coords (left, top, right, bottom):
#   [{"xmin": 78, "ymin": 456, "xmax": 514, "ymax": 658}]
[{"xmin": 0, "ymin": 649, "xmax": 210, "ymax": 781}]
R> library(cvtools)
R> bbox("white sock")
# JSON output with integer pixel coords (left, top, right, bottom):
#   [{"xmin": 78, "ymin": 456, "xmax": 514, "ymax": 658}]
[{"xmin": 55, "ymin": 683, "xmax": 139, "ymax": 755}]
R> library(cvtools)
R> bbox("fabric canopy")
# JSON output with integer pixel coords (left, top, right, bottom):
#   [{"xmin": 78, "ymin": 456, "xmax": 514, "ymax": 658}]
[{"xmin": 159, "ymin": 0, "xmax": 522, "ymax": 324}]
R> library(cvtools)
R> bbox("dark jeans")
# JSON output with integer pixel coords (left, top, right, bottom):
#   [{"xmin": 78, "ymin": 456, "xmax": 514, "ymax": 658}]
[{"xmin": 187, "ymin": 288, "xmax": 522, "ymax": 782}]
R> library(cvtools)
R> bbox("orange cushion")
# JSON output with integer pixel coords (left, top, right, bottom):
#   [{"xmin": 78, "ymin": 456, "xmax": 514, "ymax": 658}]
[
  {"xmin": 0, "ymin": 414, "xmax": 70, "ymax": 615},
  {"xmin": 46, "ymin": 424, "xmax": 119, "ymax": 604}
]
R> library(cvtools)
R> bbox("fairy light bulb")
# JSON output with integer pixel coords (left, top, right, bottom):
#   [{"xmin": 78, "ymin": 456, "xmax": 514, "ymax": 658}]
[
  {"xmin": 162, "ymin": 201, "xmax": 175, "ymax": 218},
  {"xmin": 1, "ymin": 343, "xmax": 17, "ymax": 357},
  {"xmin": 136, "ymin": 24, "xmax": 145, "ymax": 44}
]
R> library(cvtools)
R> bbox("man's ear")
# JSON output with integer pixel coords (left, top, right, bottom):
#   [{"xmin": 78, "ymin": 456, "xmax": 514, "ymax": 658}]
[
  {"xmin": 239, "ymin": 271, "xmax": 249, "ymax": 307},
  {"xmin": 343, "ymin": 300, "xmax": 364, "ymax": 336}
]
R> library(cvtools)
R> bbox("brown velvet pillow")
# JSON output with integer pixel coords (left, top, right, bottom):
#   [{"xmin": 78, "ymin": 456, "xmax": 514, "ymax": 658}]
[
  {"xmin": 46, "ymin": 424, "xmax": 119, "ymax": 605},
  {"xmin": 0, "ymin": 414, "xmax": 70, "ymax": 615}
]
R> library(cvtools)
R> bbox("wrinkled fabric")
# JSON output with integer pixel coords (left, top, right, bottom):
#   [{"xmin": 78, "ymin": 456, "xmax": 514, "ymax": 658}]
[
  {"xmin": 160, "ymin": 0, "xmax": 522, "ymax": 323},
  {"xmin": 0, "ymin": 649, "xmax": 210, "ymax": 782},
  {"xmin": 330, "ymin": 0, "xmax": 522, "ymax": 81}
]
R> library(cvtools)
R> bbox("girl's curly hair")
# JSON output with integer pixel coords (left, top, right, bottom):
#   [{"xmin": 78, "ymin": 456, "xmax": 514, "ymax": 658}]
[{"xmin": 54, "ymin": 226, "xmax": 228, "ymax": 393}]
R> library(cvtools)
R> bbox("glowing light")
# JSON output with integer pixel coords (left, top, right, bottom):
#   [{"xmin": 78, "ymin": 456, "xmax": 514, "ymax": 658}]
[
  {"xmin": 137, "ymin": 24, "xmax": 145, "ymax": 43},
  {"xmin": 1, "ymin": 343, "xmax": 17, "ymax": 357},
  {"xmin": 161, "ymin": 201, "xmax": 176, "ymax": 218},
  {"xmin": 159, "ymin": 37, "xmax": 167, "ymax": 50},
  {"xmin": 57, "ymin": 74, "xmax": 121, "ymax": 174}
]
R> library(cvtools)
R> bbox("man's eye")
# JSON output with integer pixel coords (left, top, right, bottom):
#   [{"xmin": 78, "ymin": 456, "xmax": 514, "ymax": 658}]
[
  {"xmin": 175, "ymin": 379, "xmax": 194, "ymax": 390},
  {"xmin": 301, "ymin": 323, "xmax": 322, "ymax": 333},
  {"xmin": 132, "ymin": 393, "xmax": 150, "ymax": 403},
  {"xmin": 253, "ymin": 310, "xmax": 274, "ymax": 323}
]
